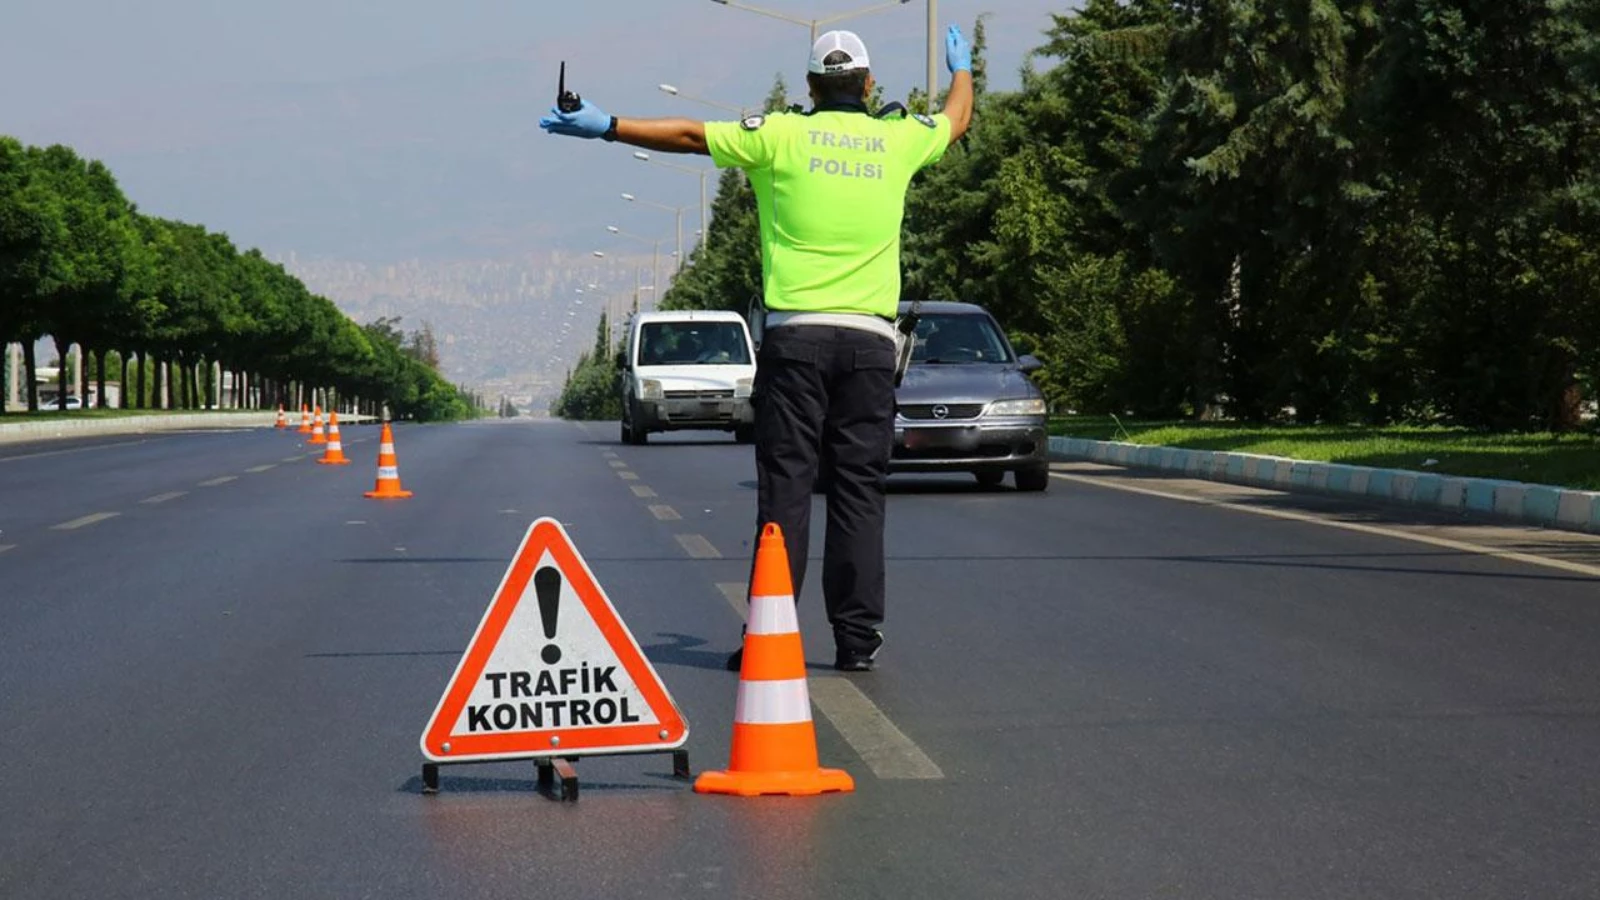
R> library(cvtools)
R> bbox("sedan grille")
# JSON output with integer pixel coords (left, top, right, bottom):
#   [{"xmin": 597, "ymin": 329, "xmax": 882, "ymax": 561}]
[
  {"xmin": 665, "ymin": 389, "xmax": 735, "ymax": 400},
  {"xmin": 898, "ymin": 403, "xmax": 985, "ymax": 421}
]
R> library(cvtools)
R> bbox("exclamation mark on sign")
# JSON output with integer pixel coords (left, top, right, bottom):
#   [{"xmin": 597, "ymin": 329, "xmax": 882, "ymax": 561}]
[{"xmin": 535, "ymin": 567, "xmax": 562, "ymax": 664}]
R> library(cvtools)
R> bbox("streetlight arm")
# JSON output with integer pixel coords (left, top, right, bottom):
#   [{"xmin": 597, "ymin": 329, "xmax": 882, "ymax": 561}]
[
  {"xmin": 814, "ymin": 0, "xmax": 912, "ymax": 29},
  {"xmin": 707, "ymin": 0, "xmax": 812, "ymax": 29}
]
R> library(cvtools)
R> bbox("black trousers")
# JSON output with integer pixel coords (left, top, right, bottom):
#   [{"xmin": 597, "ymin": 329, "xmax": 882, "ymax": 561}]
[{"xmin": 750, "ymin": 324, "xmax": 896, "ymax": 654}]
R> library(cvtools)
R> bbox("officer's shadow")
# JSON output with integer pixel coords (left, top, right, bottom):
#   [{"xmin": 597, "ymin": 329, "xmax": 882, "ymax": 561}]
[{"xmin": 640, "ymin": 632, "xmax": 734, "ymax": 672}]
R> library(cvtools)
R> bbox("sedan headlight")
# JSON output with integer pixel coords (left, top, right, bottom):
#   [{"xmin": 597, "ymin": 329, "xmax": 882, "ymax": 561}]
[
  {"xmin": 733, "ymin": 377, "xmax": 753, "ymax": 399},
  {"xmin": 986, "ymin": 398, "xmax": 1047, "ymax": 417},
  {"xmin": 641, "ymin": 379, "xmax": 664, "ymax": 401}
]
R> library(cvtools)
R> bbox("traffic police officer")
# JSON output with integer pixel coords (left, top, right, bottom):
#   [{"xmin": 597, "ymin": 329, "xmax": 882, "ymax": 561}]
[{"xmin": 542, "ymin": 25, "xmax": 974, "ymax": 671}]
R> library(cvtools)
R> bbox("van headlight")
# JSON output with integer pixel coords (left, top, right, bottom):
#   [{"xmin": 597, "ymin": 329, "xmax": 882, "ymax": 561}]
[
  {"xmin": 986, "ymin": 398, "xmax": 1047, "ymax": 417},
  {"xmin": 733, "ymin": 377, "xmax": 753, "ymax": 399},
  {"xmin": 641, "ymin": 379, "xmax": 664, "ymax": 401}
]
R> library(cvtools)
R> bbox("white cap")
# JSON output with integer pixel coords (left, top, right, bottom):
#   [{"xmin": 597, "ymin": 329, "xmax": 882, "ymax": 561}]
[{"xmin": 808, "ymin": 30, "xmax": 870, "ymax": 75}]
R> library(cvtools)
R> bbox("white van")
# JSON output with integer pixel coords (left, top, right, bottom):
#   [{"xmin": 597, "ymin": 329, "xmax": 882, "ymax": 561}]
[{"xmin": 619, "ymin": 310, "xmax": 757, "ymax": 445}]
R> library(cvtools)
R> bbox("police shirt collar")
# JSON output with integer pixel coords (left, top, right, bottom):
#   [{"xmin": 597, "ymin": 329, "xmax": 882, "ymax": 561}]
[{"xmin": 809, "ymin": 99, "xmax": 871, "ymax": 115}]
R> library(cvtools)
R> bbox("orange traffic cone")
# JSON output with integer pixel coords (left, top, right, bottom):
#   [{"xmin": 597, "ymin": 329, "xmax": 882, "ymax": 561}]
[
  {"xmin": 364, "ymin": 423, "xmax": 413, "ymax": 499},
  {"xmin": 298, "ymin": 405, "xmax": 312, "ymax": 434},
  {"xmin": 309, "ymin": 406, "xmax": 327, "ymax": 444},
  {"xmin": 275, "ymin": 405, "xmax": 287, "ymax": 429},
  {"xmin": 316, "ymin": 412, "xmax": 352, "ymax": 465},
  {"xmin": 695, "ymin": 523, "xmax": 854, "ymax": 797}
]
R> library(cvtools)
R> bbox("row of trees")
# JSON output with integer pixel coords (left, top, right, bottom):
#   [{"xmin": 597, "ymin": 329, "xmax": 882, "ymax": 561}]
[
  {"xmin": 1, "ymin": 136, "xmax": 477, "ymax": 420},
  {"xmin": 644, "ymin": 2, "xmax": 1600, "ymax": 432},
  {"xmin": 551, "ymin": 313, "xmax": 625, "ymax": 420}
]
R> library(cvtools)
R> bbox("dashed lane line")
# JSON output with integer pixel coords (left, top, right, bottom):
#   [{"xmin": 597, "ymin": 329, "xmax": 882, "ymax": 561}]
[
  {"xmin": 712, "ymin": 582, "xmax": 941, "ymax": 780},
  {"xmin": 282, "ymin": 456, "xmax": 306, "ymax": 462},
  {"xmin": 51, "ymin": 512, "xmax": 119, "ymax": 531},
  {"xmin": 244, "ymin": 464, "xmax": 276, "ymax": 473},
  {"xmin": 141, "ymin": 491, "xmax": 187, "ymax": 505},
  {"xmin": 808, "ymin": 678, "xmax": 945, "ymax": 780},
  {"xmin": 0, "ymin": 545, "xmax": 15, "ymax": 555},
  {"xmin": 618, "ymin": 471, "xmax": 640, "ymax": 481},
  {"xmin": 649, "ymin": 505, "xmax": 682, "ymax": 521},
  {"xmin": 1050, "ymin": 470, "xmax": 1600, "ymax": 580},
  {"xmin": 609, "ymin": 460, "xmax": 628, "ymax": 469},
  {"xmin": 198, "ymin": 476, "xmax": 237, "ymax": 487},
  {"xmin": 675, "ymin": 534, "xmax": 722, "ymax": 559},
  {"xmin": 717, "ymin": 582, "xmax": 746, "ymax": 618},
  {"xmin": 630, "ymin": 485, "xmax": 658, "ymax": 498}
]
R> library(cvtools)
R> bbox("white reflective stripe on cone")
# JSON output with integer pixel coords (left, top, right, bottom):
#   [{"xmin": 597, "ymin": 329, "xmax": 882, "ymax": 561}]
[
  {"xmin": 733, "ymin": 678, "xmax": 811, "ymax": 725},
  {"xmin": 747, "ymin": 593, "xmax": 799, "ymax": 635},
  {"xmin": 377, "ymin": 466, "xmax": 399, "ymax": 479},
  {"xmin": 380, "ymin": 443, "xmax": 395, "ymax": 454},
  {"xmin": 328, "ymin": 441, "xmax": 342, "ymax": 450}
]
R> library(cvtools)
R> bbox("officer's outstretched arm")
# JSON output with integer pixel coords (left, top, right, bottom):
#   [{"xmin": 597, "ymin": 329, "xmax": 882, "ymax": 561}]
[
  {"xmin": 539, "ymin": 99, "xmax": 709, "ymax": 155},
  {"xmin": 614, "ymin": 118, "xmax": 710, "ymax": 155},
  {"xmin": 944, "ymin": 25, "xmax": 975, "ymax": 145},
  {"xmin": 944, "ymin": 71, "xmax": 973, "ymax": 146}
]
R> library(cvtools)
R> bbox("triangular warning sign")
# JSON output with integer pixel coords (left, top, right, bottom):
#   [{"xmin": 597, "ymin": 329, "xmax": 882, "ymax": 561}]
[{"xmin": 420, "ymin": 518, "xmax": 688, "ymax": 763}]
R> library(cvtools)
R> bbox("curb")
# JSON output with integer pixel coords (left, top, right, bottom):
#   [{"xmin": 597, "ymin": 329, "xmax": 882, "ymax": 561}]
[
  {"xmin": 1048, "ymin": 435, "xmax": 1600, "ymax": 537},
  {"xmin": 0, "ymin": 412, "xmax": 379, "ymax": 446}
]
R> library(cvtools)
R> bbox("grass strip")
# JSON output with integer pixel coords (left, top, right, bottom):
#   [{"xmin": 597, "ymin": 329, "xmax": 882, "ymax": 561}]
[{"xmin": 1051, "ymin": 416, "xmax": 1600, "ymax": 491}]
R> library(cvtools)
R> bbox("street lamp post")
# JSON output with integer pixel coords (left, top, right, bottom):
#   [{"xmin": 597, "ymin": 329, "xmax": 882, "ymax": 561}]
[
  {"xmin": 708, "ymin": 0, "xmax": 932, "ymax": 106},
  {"xmin": 632, "ymin": 151, "xmax": 709, "ymax": 259},
  {"xmin": 658, "ymin": 84, "xmax": 747, "ymax": 117},
  {"xmin": 621, "ymin": 193, "xmax": 692, "ymax": 274}
]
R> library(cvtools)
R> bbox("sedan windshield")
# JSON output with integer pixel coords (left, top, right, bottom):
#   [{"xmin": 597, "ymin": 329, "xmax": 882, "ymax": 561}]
[
  {"xmin": 909, "ymin": 314, "xmax": 1013, "ymax": 364},
  {"xmin": 637, "ymin": 322, "xmax": 751, "ymax": 366}
]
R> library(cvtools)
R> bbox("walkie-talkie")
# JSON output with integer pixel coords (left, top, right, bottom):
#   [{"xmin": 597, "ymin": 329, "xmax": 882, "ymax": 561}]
[{"xmin": 557, "ymin": 61, "xmax": 583, "ymax": 113}]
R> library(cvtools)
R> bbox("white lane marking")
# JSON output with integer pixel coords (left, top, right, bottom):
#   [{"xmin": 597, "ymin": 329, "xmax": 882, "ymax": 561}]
[
  {"xmin": 618, "ymin": 471, "xmax": 640, "ymax": 481},
  {"xmin": 0, "ymin": 438, "xmax": 158, "ymax": 463},
  {"xmin": 676, "ymin": 534, "xmax": 722, "ymax": 559},
  {"xmin": 281, "ymin": 456, "xmax": 305, "ymax": 463},
  {"xmin": 198, "ymin": 476, "xmax": 237, "ymax": 487},
  {"xmin": 630, "ymin": 485, "xmax": 657, "ymax": 498},
  {"xmin": 649, "ymin": 504, "xmax": 682, "ymax": 521},
  {"xmin": 717, "ymin": 582, "xmax": 747, "ymax": 619},
  {"xmin": 1050, "ymin": 471, "xmax": 1600, "ymax": 579},
  {"xmin": 809, "ymin": 677, "xmax": 945, "ymax": 780},
  {"xmin": 602, "ymin": 451, "xmax": 618, "ymax": 459},
  {"xmin": 609, "ymin": 460, "xmax": 628, "ymax": 469},
  {"xmin": 51, "ymin": 512, "xmax": 119, "ymax": 531},
  {"xmin": 244, "ymin": 464, "xmax": 276, "ymax": 473},
  {"xmin": 346, "ymin": 520, "xmax": 368, "ymax": 526},
  {"xmin": 0, "ymin": 544, "xmax": 15, "ymax": 555},
  {"xmin": 141, "ymin": 491, "xmax": 187, "ymax": 505}
]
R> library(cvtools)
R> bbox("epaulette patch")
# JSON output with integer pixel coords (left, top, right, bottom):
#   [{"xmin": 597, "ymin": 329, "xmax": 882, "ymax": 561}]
[
  {"xmin": 912, "ymin": 113, "xmax": 937, "ymax": 128},
  {"xmin": 741, "ymin": 115, "xmax": 767, "ymax": 131}
]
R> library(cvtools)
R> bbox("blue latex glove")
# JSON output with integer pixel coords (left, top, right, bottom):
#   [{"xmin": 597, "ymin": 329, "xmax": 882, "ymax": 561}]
[
  {"xmin": 946, "ymin": 24, "xmax": 972, "ymax": 73},
  {"xmin": 539, "ymin": 99, "xmax": 612, "ymax": 139}
]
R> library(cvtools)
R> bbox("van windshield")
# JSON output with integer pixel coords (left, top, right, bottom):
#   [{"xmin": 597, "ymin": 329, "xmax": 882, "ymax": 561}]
[{"xmin": 637, "ymin": 322, "xmax": 751, "ymax": 366}]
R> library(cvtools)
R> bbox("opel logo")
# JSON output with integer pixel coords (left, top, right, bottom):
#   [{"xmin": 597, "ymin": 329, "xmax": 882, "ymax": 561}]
[{"xmin": 932, "ymin": 404, "xmax": 950, "ymax": 419}]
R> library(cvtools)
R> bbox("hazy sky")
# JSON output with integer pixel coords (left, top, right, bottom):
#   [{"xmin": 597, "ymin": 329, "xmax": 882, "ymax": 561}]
[{"xmin": 2, "ymin": 1, "xmax": 1070, "ymax": 263}]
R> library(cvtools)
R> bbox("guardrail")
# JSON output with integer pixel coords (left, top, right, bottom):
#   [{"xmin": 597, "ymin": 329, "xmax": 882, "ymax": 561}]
[
  {"xmin": 1048, "ymin": 435, "xmax": 1600, "ymax": 536},
  {"xmin": 0, "ymin": 412, "xmax": 380, "ymax": 445}
]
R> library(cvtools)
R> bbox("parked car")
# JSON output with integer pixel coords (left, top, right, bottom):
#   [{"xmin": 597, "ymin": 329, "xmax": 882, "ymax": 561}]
[
  {"xmin": 619, "ymin": 310, "xmax": 758, "ymax": 445},
  {"xmin": 890, "ymin": 301, "xmax": 1050, "ymax": 491}
]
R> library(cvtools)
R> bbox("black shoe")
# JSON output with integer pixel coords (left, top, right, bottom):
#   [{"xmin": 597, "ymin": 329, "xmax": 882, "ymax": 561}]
[
  {"xmin": 834, "ymin": 631, "xmax": 883, "ymax": 672},
  {"xmin": 725, "ymin": 647, "xmax": 743, "ymax": 671}
]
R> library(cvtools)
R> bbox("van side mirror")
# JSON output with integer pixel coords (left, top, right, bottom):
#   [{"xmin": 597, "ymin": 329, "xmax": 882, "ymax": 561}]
[{"xmin": 1017, "ymin": 354, "xmax": 1043, "ymax": 374}]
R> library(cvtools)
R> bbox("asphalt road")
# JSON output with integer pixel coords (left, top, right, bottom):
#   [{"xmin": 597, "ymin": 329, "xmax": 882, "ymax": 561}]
[{"xmin": 2, "ymin": 419, "xmax": 1597, "ymax": 899}]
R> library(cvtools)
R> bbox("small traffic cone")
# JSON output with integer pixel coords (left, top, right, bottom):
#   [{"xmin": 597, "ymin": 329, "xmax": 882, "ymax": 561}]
[
  {"xmin": 275, "ymin": 405, "xmax": 288, "ymax": 429},
  {"xmin": 309, "ymin": 406, "xmax": 328, "ymax": 444},
  {"xmin": 298, "ymin": 405, "xmax": 312, "ymax": 434},
  {"xmin": 364, "ymin": 423, "xmax": 413, "ymax": 499},
  {"xmin": 316, "ymin": 412, "xmax": 352, "ymax": 465},
  {"xmin": 695, "ymin": 523, "xmax": 854, "ymax": 797}
]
